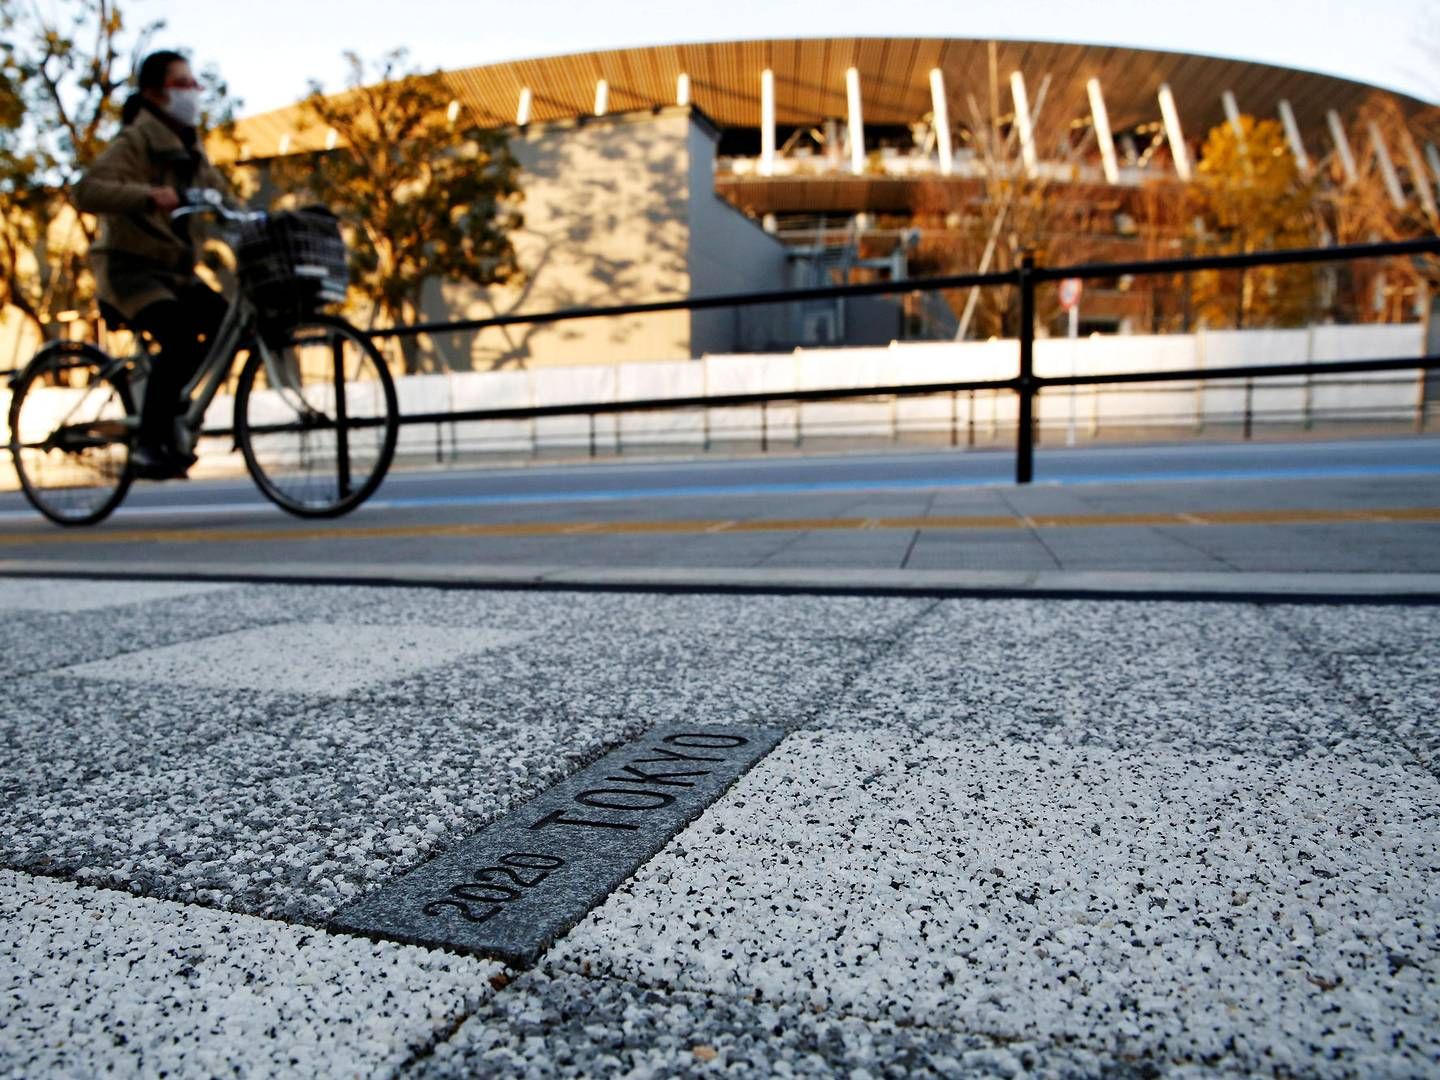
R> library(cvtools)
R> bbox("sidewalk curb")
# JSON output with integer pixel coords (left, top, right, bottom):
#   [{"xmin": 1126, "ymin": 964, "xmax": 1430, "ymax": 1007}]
[{"xmin": 4, "ymin": 559, "xmax": 1440, "ymax": 604}]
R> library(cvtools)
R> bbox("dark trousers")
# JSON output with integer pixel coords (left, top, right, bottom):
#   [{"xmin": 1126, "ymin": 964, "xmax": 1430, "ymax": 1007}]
[{"xmin": 130, "ymin": 281, "xmax": 229, "ymax": 448}]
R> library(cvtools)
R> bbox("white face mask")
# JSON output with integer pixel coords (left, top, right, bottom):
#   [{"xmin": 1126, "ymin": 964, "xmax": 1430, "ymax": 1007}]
[{"xmin": 164, "ymin": 88, "xmax": 202, "ymax": 127}]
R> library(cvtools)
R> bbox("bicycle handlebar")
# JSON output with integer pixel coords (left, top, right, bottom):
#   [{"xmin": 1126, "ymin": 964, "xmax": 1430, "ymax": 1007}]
[{"xmin": 170, "ymin": 188, "xmax": 264, "ymax": 226}]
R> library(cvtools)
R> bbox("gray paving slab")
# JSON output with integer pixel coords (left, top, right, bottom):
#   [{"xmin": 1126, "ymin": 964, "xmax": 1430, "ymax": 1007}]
[
  {"xmin": 0, "ymin": 587, "xmax": 907, "ymax": 923},
  {"xmin": 62, "ymin": 622, "xmax": 531, "ymax": 697},
  {"xmin": 414, "ymin": 969, "xmax": 1039, "ymax": 1079},
  {"xmin": 539, "ymin": 731, "xmax": 1440, "ymax": 1078},
  {"xmin": 836, "ymin": 598, "xmax": 1396, "ymax": 759},
  {"xmin": 1, "ymin": 578, "xmax": 1437, "ymax": 1076},
  {"xmin": 0, "ymin": 869, "xmax": 498, "ymax": 1078},
  {"xmin": 0, "ymin": 577, "xmax": 233, "ymax": 612},
  {"xmin": 1136, "ymin": 525, "xmax": 1431, "ymax": 573},
  {"xmin": 0, "ymin": 579, "xmax": 385, "ymax": 682}
]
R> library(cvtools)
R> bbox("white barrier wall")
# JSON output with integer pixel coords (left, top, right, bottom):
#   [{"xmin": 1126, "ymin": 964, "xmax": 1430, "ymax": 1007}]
[
  {"xmin": 440, "ymin": 323, "xmax": 1425, "ymax": 454},
  {"xmin": 1, "ymin": 323, "xmax": 1427, "ymax": 490}
]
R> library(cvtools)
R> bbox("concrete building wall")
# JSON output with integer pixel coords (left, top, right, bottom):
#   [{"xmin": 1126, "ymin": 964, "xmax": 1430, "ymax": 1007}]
[
  {"xmin": 424, "ymin": 109, "xmax": 696, "ymax": 371},
  {"xmin": 685, "ymin": 122, "xmax": 792, "ymax": 356}
]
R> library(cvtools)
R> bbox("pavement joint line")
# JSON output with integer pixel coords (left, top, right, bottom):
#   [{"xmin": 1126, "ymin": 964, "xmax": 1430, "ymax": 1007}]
[
  {"xmin": 1, "ymin": 506, "xmax": 1437, "ymax": 548},
  {"xmin": 1259, "ymin": 608, "xmax": 1440, "ymax": 784}
]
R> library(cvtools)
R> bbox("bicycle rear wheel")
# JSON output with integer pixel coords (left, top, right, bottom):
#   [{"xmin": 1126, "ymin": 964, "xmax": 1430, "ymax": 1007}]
[
  {"xmin": 234, "ymin": 315, "xmax": 398, "ymax": 518},
  {"xmin": 7, "ymin": 342, "xmax": 135, "ymax": 526}
]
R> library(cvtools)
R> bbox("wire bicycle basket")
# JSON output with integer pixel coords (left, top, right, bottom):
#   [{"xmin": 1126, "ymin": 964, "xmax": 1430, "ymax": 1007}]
[{"xmin": 235, "ymin": 208, "xmax": 348, "ymax": 323}]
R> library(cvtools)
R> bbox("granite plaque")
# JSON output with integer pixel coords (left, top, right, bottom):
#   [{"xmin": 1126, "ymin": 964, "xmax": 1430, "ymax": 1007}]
[{"xmin": 331, "ymin": 724, "xmax": 786, "ymax": 966}]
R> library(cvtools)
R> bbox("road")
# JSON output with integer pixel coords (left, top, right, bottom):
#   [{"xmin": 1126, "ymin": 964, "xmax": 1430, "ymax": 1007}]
[{"xmin": 2, "ymin": 436, "xmax": 1439, "ymax": 583}]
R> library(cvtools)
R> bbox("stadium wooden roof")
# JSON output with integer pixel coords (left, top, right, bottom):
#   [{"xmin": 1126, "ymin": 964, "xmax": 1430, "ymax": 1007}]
[{"xmin": 228, "ymin": 37, "xmax": 1434, "ymax": 161}]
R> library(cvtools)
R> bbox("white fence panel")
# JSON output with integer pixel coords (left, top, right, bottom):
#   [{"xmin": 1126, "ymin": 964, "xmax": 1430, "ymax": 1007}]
[
  {"xmin": 615, "ymin": 360, "xmax": 705, "ymax": 446},
  {"xmin": 531, "ymin": 365, "xmax": 617, "ymax": 451},
  {"xmin": 450, "ymin": 370, "xmax": 532, "ymax": 455}
]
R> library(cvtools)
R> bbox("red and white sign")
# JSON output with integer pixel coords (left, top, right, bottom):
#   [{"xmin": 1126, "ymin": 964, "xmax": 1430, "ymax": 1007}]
[{"xmin": 1058, "ymin": 277, "xmax": 1083, "ymax": 311}]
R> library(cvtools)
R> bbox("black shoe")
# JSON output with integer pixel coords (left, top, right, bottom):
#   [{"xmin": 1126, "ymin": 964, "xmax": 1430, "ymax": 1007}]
[{"xmin": 130, "ymin": 444, "xmax": 192, "ymax": 480}]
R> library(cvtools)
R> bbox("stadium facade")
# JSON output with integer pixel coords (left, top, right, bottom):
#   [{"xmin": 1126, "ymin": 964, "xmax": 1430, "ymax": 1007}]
[{"xmin": 228, "ymin": 38, "xmax": 1440, "ymax": 370}]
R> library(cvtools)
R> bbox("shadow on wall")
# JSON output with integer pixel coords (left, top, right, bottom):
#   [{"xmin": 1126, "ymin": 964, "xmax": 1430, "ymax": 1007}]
[{"xmin": 425, "ymin": 112, "xmax": 696, "ymax": 372}]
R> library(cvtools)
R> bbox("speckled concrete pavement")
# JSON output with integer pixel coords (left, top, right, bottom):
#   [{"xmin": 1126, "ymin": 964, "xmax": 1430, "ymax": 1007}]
[{"xmin": 1, "ymin": 578, "xmax": 1436, "ymax": 1078}]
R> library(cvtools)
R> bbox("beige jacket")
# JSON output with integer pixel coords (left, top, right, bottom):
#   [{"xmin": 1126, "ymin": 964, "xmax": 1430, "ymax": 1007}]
[{"xmin": 74, "ymin": 108, "xmax": 229, "ymax": 319}]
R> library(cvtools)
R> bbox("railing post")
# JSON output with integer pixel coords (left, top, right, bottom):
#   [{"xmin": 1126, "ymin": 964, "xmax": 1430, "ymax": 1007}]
[
  {"xmin": 1243, "ymin": 378, "xmax": 1254, "ymax": 440},
  {"xmin": 1015, "ymin": 251, "xmax": 1037, "ymax": 484}
]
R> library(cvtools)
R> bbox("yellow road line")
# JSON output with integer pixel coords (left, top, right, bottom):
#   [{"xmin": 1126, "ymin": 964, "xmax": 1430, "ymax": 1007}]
[{"xmin": 0, "ymin": 507, "xmax": 1436, "ymax": 547}]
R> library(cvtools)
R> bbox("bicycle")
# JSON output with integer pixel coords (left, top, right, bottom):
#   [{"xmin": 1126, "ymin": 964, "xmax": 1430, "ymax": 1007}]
[{"xmin": 5, "ymin": 191, "xmax": 398, "ymax": 526}]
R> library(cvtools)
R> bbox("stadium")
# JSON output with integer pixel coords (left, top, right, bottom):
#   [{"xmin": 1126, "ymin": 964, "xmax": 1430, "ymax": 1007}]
[{"xmin": 225, "ymin": 37, "xmax": 1440, "ymax": 365}]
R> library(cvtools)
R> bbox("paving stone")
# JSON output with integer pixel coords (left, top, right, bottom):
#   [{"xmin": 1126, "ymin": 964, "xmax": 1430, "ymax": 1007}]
[
  {"xmin": 0, "ymin": 603, "xmax": 878, "ymax": 922},
  {"xmin": 2, "ymin": 580, "xmax": 1437, "ymax": 1076},
  {"xmin": 58, "ymin": 622, "xmax": 530, "ymax": 697},
  {"xmin": 0, "ymin": 577, "xmax": 234, "ymax": 612},
  {"xmin": 837, "ymin": 597, "xmax": 1397, "ymax": 758},
  {"xmin": 0, "ymin": 581, "xmax": 385, "ymax": 681},
  {"xmin": 0, "ymin": 869, "xmax": 497, "ymax": 1078},
  {"xmin": 547, "ymin": 731, "xmax": 1440, "ymax": 1077},
  {"xmin": 416, "ymin": 969, "xmax": 1055, "ymax": 1079}
]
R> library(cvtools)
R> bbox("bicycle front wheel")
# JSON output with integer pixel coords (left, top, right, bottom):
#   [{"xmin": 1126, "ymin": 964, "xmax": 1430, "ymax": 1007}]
[
  {"xmin": 7, "ymin": 342, "xmax": 135, "ymax": 526},
  {"xmin": 234, "ymin": 315, "xmax": 398, "ymax": 518}
]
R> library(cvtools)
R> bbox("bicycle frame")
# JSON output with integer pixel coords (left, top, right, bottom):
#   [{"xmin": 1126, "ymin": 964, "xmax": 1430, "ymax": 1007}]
[
  {"xmin": 167, "ymin": 289, "xmax": 254, "ymax": 456},
  {"xmin": 161, "ymin": 195, "xmax": 312, "ymax": 456}
]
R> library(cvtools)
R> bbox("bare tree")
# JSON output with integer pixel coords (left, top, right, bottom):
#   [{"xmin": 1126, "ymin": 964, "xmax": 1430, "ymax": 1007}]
[
  {"xmin": 906, "ymin": 65, "xmax": 1105, "ymax": 340},
  {"xmin": 1319, "ymin": 93, "xmax": 1440, "ymax": 324},
  {"xmin": 272, "ymin": 51, "xmax": 522, "ymax": 374},
  {"xmin": 0, "ymin": 0, "xmax": 157, "ymax": 339}
]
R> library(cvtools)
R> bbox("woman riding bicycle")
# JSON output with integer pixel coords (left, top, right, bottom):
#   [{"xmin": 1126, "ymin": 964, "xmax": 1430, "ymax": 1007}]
[{"xmin": 74, "ymin": 50, "xmax": 229, "ymax": 479}]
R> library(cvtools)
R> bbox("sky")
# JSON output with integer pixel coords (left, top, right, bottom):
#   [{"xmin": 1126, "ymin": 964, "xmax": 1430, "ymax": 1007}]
[{"xmin": 124, "ymin": 0, "xmax": 1438, "ymax": 117}]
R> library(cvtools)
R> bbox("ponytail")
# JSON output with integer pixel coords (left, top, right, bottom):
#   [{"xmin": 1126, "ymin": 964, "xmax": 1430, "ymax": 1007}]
[{"xmin": 121, "ymin": 93, "xmax": 145, "ymax": 125}]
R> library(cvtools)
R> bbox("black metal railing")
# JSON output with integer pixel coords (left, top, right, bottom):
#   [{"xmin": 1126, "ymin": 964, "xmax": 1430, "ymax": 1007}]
[
  {"xmin": 10, "ymin": 237, "xmax": 1439, "ymax": 483},
  {"xmin": 366, "ymin": 235, "xmax": 1440, "ymax": 484}
]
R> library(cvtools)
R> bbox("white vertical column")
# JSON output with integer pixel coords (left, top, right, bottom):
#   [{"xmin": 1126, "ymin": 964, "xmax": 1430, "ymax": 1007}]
[
  {"xmin": 516, "ymin": 88, "xmax": 533, "ymax": 126},
  {"xmin": 676, "ymin": 73, "xmax": 691, "ymax": 107},
  {"xmin": 929, "ymin": 68, "xmax": 953, "ymax": 176},
  {"xmin": 1010, "ymin": 71, "xmax": 1037, "ymax": 178},
  {"xmin": 1222, "ymin": 90, "xmax": 1244, "ymax": 143},
  {"xmin": 1157, "ymin": 83, "xmax": 1191, "ymax": 180},
  {"xmin": 1086, "ymin": 77, "xmax": 1119, "ymax": 184},
  {"xmin": 1277, "ymin": 100, "xmax": 1310, "ymax": 173},
  {"xmin": 594, "ymin": 79, "xmax": 609, "ymax": 117},
  {"xmin": 846, "ymin": 67, "xmax": 866, "ymax": 175},
  {"xmin": 1368, "ymin": 122, "xmax": 1406, "ymax": 209},
  {"xmin": 1327, "ymin": 110, "xmax": 1358, "ymax": 184},
  {"xmin": 1400, "ymin": 128, "xmax": 1438, "ymax": 220},
  {"xmin": 760, "ymin": 68, "xmax": 776, "ymax": 177}
]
